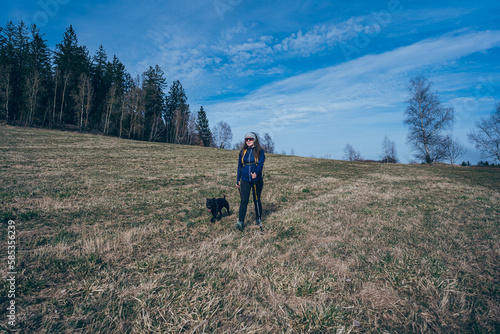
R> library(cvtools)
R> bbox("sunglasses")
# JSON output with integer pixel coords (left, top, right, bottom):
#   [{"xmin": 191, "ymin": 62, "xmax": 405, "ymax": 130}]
[{"xmin": 245, "ymin": 138, "xmax": 254, "ymax": 142}]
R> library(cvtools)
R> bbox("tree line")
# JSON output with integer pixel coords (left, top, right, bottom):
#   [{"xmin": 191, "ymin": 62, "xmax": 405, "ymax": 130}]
[
  {"xmin": 0, "ymin": 21, "xmax": 212, "ymax": 146},
  {"xmin": 3, "ymin": 22, "xmax": 496, "ymax": 162}
]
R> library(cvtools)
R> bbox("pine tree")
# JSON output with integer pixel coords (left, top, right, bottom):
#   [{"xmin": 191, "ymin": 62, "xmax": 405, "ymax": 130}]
[
  {"xmin": 90, "ymin": 45, "xmax": 109, "ymax": 128},
  {"xmin": 0, "ymin": 22, "xmax": 16, "ymax": 122},
  {"xmin": 0, "ymin": 21, "xmax": 208, "ymax": 149},
  {"xmin": 26, "ymin": 24, "xmax": 52, "ymax": 126},
  {"xmin": 54, "ymin": 25, "xmax": 91, "ymax": 126},
  {"xmin": 165, "ymin": 80, "xmax": 189, "ymax": 144},
  {"xmin": 103, "ymin": 55, "xmax": 129, "ymax": 137},
  {"xmin": 0, "ymin": 21, "xmax": 30, "ymax": 123},
  {"xmin": 196, "ymin": 106, "xmax": 212, "ymax": 146},
  {"xmin": 107, "ymin": 55, "xmax": 129, "ymax": 94},
  {"xmin": 0, "ymin": 64, "xmax": 12, "ymax": 121},
  {"xmin": 142, "ymin": 65, "xmax": 167, "ymax": 141}
]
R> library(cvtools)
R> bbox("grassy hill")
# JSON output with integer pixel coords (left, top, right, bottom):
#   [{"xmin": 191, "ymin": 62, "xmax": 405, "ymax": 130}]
[{"xmin": 1, "ymin": 125, "xmax": 499, "ymax": 333}]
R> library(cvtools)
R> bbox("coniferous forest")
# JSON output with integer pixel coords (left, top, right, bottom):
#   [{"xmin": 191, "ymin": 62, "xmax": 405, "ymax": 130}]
[{"xmin": 0, "ymin": 21, "xmax": 212, "ymax": 146}]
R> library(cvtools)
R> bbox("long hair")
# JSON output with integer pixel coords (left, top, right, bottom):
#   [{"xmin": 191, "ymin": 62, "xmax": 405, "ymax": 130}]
[{"xmin": 241, "ymin": 132, "xmax": 262, "ymax": 161}]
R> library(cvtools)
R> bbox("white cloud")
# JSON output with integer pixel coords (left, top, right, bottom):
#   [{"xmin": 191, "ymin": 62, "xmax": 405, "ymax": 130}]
[
  {"xmin": 206, "ymin": 30, "xmax": 500, "ymax": 159},
  {"xmin": 218, "ymin": 12, "xmax": 390, "ymax": 64},
  {"xmin": 137, "ymin": 9, "xmax": 427, "ymax": 90}
]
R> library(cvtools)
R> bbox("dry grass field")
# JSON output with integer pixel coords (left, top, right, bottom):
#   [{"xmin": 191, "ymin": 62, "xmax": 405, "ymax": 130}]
[{"xmin": 1, "ymin": 124, "xmax": 499, "ymax": 333}]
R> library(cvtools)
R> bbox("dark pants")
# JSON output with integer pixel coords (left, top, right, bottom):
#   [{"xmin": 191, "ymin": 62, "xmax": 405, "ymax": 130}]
[{"xmin": 238, "ymin": 179, "xmax": 263, "ymax": 223}]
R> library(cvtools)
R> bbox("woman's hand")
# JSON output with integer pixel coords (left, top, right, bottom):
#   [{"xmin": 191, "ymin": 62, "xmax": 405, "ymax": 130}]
[
  {"xmin": 236, "ymin": 181, "xmax": 240, "ymax": 188},
  {"xmin": 251, "ymin": 172, "xmax": 257, "ymax": 179}
]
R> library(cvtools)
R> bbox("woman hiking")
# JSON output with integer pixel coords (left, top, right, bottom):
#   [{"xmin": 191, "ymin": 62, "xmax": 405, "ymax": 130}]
[{"xmin": 236, "ymin": 132, "xmax": 266, "ymax": 231}]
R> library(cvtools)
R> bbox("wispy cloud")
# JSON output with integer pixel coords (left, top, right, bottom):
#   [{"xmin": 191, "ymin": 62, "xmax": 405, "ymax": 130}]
[
  {"xmin": 128, "ymin": 0, "xmax": 494, "ymax": 107},
  {"xmin": 138, "ymin": 10, "xmax": 425, "ymax": 95},
  {"xmin": 215, "ymin": 12, "xmax": 400, "ymax": 66},
  {"xmin": 206, "ymin": 30, "xmax": 500, "ymax": 157}
]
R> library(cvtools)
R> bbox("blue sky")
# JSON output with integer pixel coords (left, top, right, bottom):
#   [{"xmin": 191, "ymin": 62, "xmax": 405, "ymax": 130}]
[{"xmin": 3, "ymin": 0, "xmax": 500, "ymax": 163}]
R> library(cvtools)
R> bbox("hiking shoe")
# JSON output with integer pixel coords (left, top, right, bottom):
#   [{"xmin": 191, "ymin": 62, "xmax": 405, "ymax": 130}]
[
  {"xmin": 236, "ymin": 221, "xmax": 244, "ymax": 231},
  {"xmin": 255, "ymin": 219, "xmax": 261, "ymax": 226}
]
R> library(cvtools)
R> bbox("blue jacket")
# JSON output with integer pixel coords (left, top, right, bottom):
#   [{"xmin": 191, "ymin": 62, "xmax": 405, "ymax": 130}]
[{"xmin": 237, "ymin": 147, "xmax": 265, "ymax": 183}]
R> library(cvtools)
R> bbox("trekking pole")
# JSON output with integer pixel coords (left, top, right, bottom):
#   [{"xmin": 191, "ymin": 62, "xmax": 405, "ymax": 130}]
[{"xmin": 253, "ymin": 181, "xmax": 263, "ymax": 232}]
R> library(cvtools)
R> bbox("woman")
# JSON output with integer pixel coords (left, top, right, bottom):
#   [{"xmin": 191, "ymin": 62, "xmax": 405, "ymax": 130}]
[{"xmin": 236, "ymin": 132, "xmax": 266, "ymax": 231}]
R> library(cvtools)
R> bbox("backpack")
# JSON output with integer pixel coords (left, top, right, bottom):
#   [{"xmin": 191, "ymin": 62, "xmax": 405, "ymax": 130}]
[{"xmin": 241, "ymin": 148, "xmax": 265, "ymax": 178}]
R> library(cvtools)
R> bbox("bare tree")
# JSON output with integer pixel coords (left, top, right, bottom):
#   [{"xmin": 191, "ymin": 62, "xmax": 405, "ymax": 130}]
[
  {"xmin": 24, "ymin": 70, "xmax": 42, "ymax": 126},
  {"xmin": 186, "ymin": 113, "xmax": 198, "ymax": 145},
  {"xmin": 261, "ymin": 133, "xmax": 275, "ymax": 153},
  {"xmin": 125, "ymin": 79, "xmax": 145, "ymax": 140},
  {"xmin": 343, "ymin": 143, "xmax": 363, "ymax": 161},
  {"xmin": 84, "ymin": 77, "xmax": 93, "ymax": 131},
  {"xmin": 118, "ymin": 96, "xmax": 126, "ymax": 138},
  {"xmin": 468, "ymin": 103, "xmax": 500, "ymax": 163},
  {"xmin": 173, "ymin": 104, "xmax": 190, "ymax": 145},
  {"xmin": 72, "ymin": 73, "xmax": 93, "ymax": 132},
  {"xmin": 404, "ymin": 76, "xmax": 454, "ymax": 163},
  {"xmin": 59, "ymin": 71, "xmax": 71, "ymax": 125},
  {"xmin": 121, "ymin": 76, "xmax": 144, "ymax": 140},
  {"xmin": 149, "ymin": 115, "xmax": 163, "ymax": 142},
  {"xmin": 380, "ymin": 135, "xmax": 398, "ymax": 163},
  {"xmin": 73, "ymin": 74, "xmax": 85, "ymax": 131},
  {"xmin": 50, "ymin": 68, "xmax": 60, "ymax": 128},
  {"xmin": 212, "ymin": 121, "xmax": 233, "ymax": 149},
  {"xmin": 233, "ymin": 141, "xmax": 245, "ymax": 151},
  {"xmin": 103, "ymin": 84, "xmax": 116, "ymax": 135},
  {"xmin": 443, "ymin": 137, "xmax": 466, "ymax": 165}
]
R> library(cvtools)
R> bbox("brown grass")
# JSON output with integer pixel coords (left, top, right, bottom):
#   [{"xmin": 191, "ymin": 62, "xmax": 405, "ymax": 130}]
[{"xmin": 0, "ymin": 124, "xmax": 499, "ymax": 333}]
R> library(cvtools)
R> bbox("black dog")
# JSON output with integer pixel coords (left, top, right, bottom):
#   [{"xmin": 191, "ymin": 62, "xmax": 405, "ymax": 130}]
[{"xmin": 206, "ymin": 195, "xmax": 231, "ymax": 223}]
